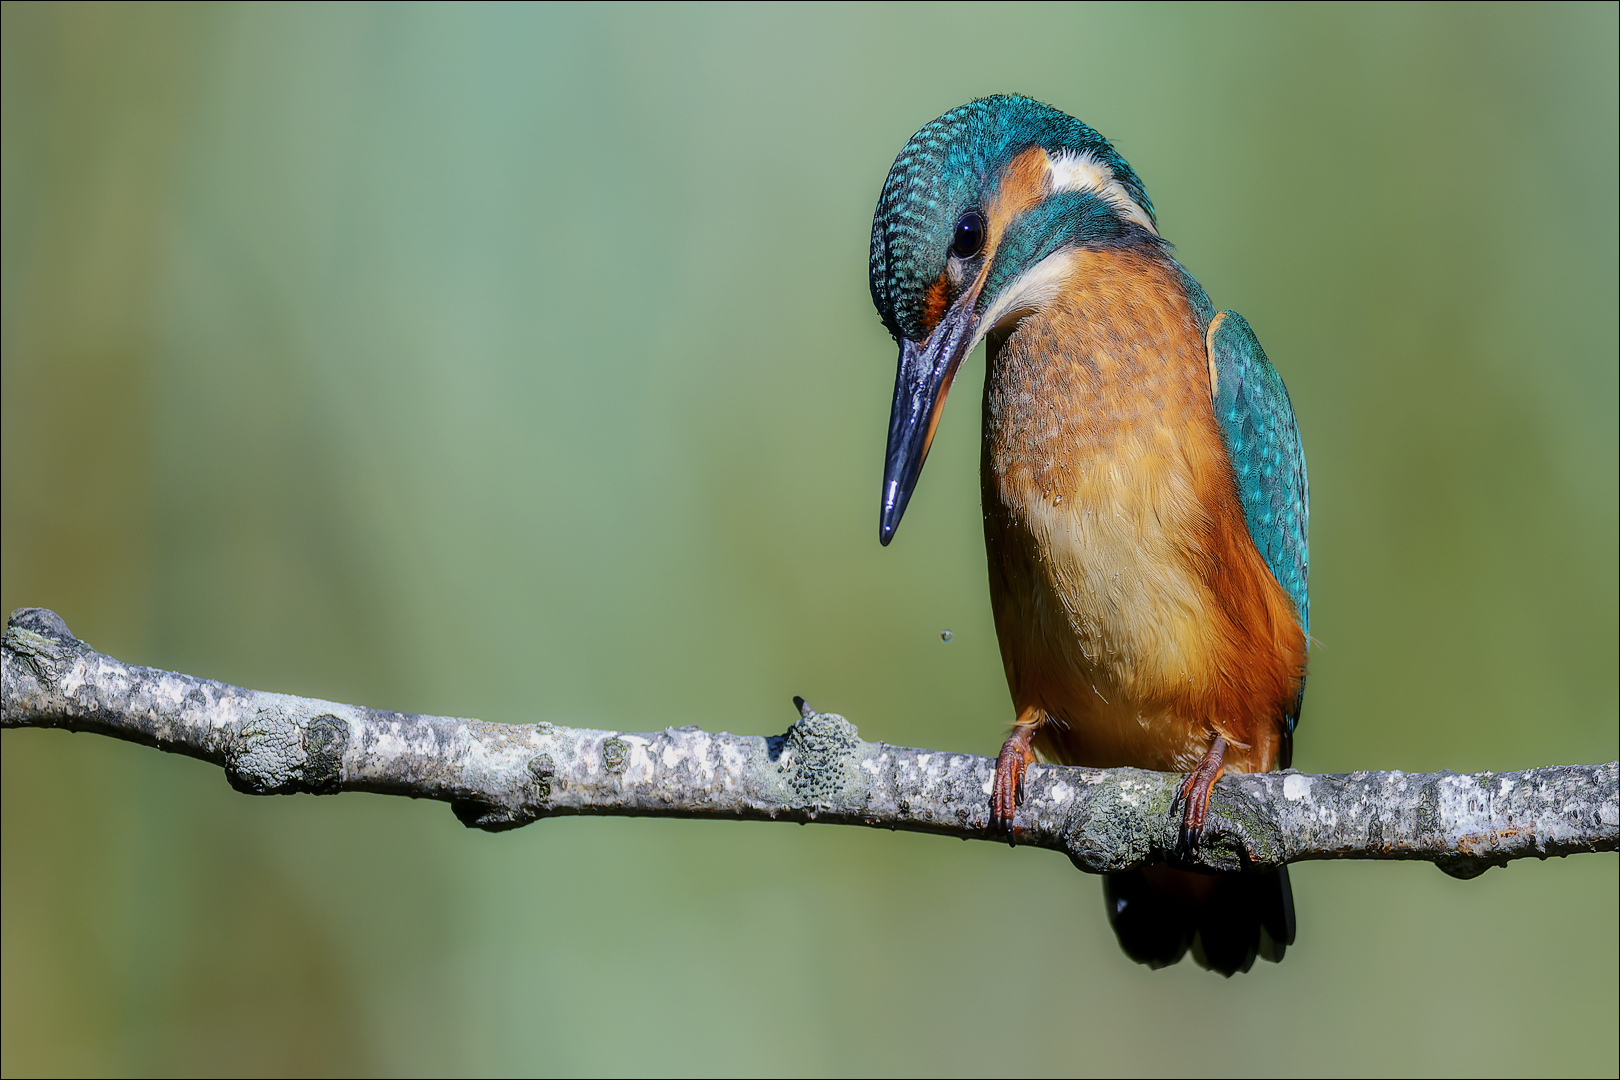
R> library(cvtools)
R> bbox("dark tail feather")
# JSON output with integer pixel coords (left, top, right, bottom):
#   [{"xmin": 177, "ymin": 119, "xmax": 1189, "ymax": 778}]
[
  {"xmin": 1102, "ymin": 865, "xmax": 1194, "ymax": 968},
  {"xmin": 1103, "ymin": 864, "xmax": 1295, "ymax": 976}
]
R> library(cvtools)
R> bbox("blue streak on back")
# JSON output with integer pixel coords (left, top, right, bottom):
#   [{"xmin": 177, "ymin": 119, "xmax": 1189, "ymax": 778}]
[{"xmin": 1208, "ymin": 311, "xmax": 1310, "ymax": 643}]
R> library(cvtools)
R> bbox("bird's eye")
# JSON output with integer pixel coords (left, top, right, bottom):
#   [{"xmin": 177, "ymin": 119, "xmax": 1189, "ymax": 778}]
[{"xmin": 951, "ymin": 211, "xmax": 985, "ymax": 259}]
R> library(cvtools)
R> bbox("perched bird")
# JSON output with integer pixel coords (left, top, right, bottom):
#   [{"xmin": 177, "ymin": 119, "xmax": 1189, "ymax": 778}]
[{"xmin": 869, "ymin": 96, "xmax": 1308, "ymax": 975}]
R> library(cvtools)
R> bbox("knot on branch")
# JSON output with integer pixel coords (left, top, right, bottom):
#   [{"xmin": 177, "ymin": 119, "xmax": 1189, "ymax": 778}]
[
  {"xmin": 452, "ymin": 722, "xmax": 555, "ymax": 832},
  {"xmin": 1062, "ymin": 769, "xmax": 1166, "ymax": 873},
  {"xmin": 1059, "ymin": 770, "xmax": 1289, "ymax": 873},
  {"xmin": 225, "ymin": 712, "xmax": 350, "ymax": 796},
  {"xmin": 302, "ymin": 714, "xmax": 348, "ymax": 795},
  {"xmin": 1195, "ymin": 780, "xmax": 1289, "ymax": 871},
  {"xmin": 3, "ymin": 608, "xmax": 87, "ymax": 688}
]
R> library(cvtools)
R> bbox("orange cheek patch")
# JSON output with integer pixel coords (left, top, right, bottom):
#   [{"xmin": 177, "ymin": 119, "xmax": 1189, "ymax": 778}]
[{"xmin": 921, "ymin": 274, "xmax": 951, "ymax": 335}]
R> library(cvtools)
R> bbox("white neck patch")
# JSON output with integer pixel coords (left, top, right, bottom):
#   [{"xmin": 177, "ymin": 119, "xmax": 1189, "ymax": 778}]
[
  {"xmin": 971, "ymin": 248, "xmax": 1080, "ymax": 351},
  {"xmin": 1045, "ymin": 149, "xmax": 1157, "ymax": 235}
]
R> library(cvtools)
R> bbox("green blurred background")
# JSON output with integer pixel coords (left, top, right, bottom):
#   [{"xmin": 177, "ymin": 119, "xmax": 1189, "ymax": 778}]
[{"xmin": 3, "ymin": 2, "xmax": 1615, "ymax": 1076}]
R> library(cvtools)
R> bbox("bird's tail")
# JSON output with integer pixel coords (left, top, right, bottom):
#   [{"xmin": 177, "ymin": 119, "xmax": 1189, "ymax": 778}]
[{"xmin": 1102, "ymin": 864, "xmax": 1295, "ymax": 976}]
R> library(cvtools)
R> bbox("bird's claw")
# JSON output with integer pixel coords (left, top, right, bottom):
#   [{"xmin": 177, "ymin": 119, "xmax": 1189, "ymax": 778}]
[
  {"xmin": 1172, "ymin": 738, "xmax": 1228, "ymax": 862},
  {"xmin": 991, "ymin": 730, "xmax": 1035, "ymax": 844},
  {"xmin": 991, "ymin": 756, "xmax": 1022, "ymax": 840},
  {"xmin": 1172, "ymin": 777, "xmax": 1211, "ymax": 861}
]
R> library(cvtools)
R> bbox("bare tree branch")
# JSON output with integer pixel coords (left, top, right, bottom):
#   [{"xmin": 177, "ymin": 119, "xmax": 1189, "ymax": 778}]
[{"xmin": 3, "ymin": 608, "xmax": 1614, "ymax": 878}]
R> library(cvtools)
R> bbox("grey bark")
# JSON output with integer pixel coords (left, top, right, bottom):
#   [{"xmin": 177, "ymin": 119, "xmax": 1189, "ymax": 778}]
[{"xmin": 3, "ymin": 608, "xmax": 1615, "ymax": 878}]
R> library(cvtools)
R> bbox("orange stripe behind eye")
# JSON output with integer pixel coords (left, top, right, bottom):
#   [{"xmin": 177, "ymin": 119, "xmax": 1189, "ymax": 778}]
[{"xmin": 985, "ymin": 147, "xmax": 1053, "ymax": 247}]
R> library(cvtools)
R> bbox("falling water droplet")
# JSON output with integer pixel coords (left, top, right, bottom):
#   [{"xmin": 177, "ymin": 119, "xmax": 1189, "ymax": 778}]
[{"xmin": 940, "ymin": 629, "xmax": 953, "ymax": 642}]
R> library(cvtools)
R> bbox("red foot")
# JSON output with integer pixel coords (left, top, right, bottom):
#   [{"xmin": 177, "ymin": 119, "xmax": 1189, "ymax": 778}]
[
  {"xmin": 992, "ymin": 725, "xmax": 1037, "ymax": 839},
  {"xmin": 1175, "ymin": 737, "xmax": 1229, "ymax": 856}
]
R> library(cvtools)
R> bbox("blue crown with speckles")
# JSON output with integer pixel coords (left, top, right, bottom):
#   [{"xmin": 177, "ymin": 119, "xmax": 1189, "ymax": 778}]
[{"xmin": 869, "ymin": 95, "xmax": 1154, "ymax": 342}]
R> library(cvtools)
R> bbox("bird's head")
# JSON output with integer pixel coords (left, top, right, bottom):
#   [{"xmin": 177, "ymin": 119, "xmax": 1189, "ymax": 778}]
[{"xmin": 870, "ymin": 95, "xmax": 1158, "ymax": 544}]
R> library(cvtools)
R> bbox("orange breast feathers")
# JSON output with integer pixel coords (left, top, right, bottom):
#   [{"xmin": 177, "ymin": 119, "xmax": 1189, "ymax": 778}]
[{"xmin": 980, "ymin": 247, "xmax": 1306, "ymax": 774}]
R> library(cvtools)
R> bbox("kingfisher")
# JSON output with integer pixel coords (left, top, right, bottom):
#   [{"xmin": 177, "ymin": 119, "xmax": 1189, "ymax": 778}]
[{"xmin": 870, "ymin": 96, "xmax": 1307, "ymax": 975}]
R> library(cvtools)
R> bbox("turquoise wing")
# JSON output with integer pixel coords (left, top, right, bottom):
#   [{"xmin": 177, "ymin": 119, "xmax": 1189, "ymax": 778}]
[{"xmin": 1208, "ymin": 310, "xmax": 1309, "ymax": 639}]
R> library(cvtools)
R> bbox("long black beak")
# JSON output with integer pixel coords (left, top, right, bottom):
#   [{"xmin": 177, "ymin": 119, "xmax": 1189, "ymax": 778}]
[{"xmin": 879, "ymin": 298, "xmax": 979, "ymax": 545}]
